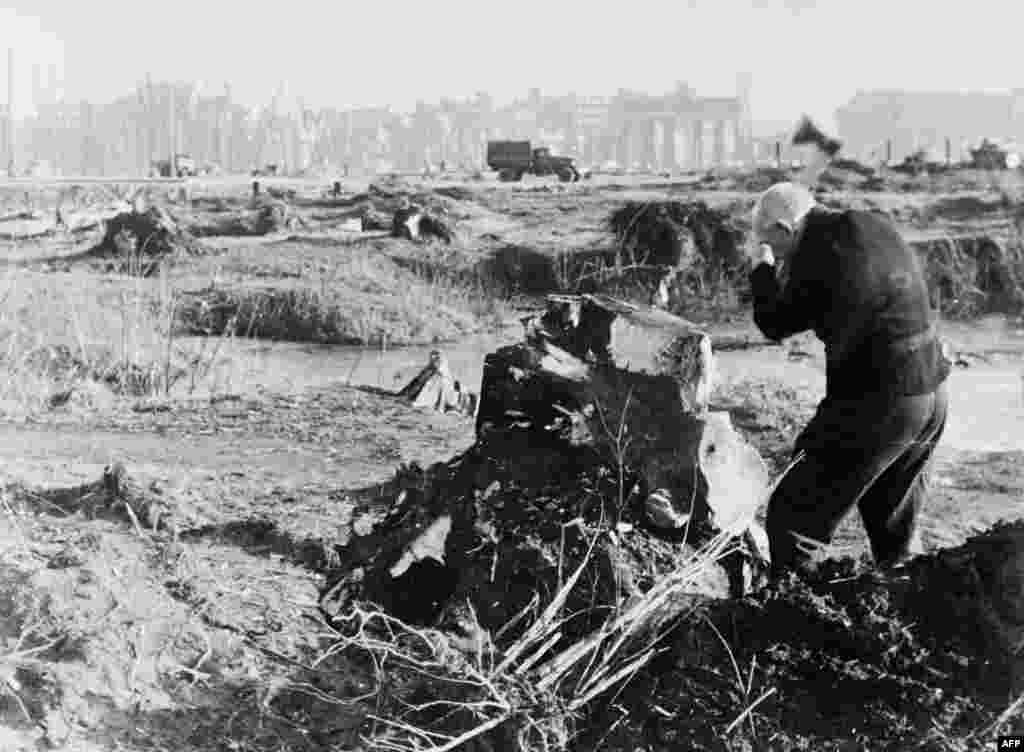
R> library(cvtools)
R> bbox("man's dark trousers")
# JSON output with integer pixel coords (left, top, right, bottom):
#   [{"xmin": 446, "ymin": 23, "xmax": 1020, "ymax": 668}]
[{"xmin": 766, "ymin": 382, "xmax": 949, "ymax": 574}]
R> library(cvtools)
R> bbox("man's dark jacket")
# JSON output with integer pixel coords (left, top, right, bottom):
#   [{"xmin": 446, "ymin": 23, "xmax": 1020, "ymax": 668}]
[{"xmin": 749, "ymin": 206, "xmax": 951, "ymax": 399}]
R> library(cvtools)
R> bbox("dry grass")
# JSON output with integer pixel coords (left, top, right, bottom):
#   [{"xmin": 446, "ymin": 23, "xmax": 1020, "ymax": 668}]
[
  {"xmin": 175, "ymin": 243, "xmax": 508, "ymax": 347},
  {"xmin": 312, "ymin": 525, "xmax": 740, "ymax": 751},
  {"xmin": 0, "ymin": 265, "xmax": 239, "ymax": 413}
]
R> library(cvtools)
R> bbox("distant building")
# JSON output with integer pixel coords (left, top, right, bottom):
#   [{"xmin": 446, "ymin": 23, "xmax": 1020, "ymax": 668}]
[{"xmin": 835, "ymin": 89, "xmax": 1024, "ymax": 163}]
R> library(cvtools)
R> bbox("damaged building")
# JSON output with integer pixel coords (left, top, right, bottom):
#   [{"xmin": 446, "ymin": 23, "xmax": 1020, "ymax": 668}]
[{"xmin": 835, "ymin": 88, "xmax": 1024, "ymax": 164}]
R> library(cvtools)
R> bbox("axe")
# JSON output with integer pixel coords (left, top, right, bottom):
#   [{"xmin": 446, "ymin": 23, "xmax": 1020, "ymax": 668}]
[{"xmin": 791, "ymin": 115, "xmax": 842, "ymax": 187}]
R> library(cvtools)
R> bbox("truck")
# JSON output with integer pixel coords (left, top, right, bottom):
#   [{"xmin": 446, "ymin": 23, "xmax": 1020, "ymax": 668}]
[
  {"xmin": 485, "ymin": 140, "xmax": 580, "ymax": 182},
  {"xmin": 152, "ymin": 154, "xmax": 197, "ymax": 178}
]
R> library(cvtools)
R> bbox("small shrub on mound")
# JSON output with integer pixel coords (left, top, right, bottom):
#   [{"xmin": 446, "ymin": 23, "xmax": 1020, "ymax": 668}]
[
  {"xmin": 433, "ymin": 186, "xmax": 477, "ymax": 202},
  {"xmin": 606, "ymin": 200, "xmax": 746, "ymax": 272},
  {"xmin": 602, "ymin": 201, "xmax": 749, "ymax": 306},
  {"xmin": 187, "ymin": 198, "xmax": 298, "ymax": 238}
]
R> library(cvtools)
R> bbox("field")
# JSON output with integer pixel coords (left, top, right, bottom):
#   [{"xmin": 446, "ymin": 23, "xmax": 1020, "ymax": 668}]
[{"xmin": 0, "ymin": 167, "xmax": 1023, "ymax": 751}]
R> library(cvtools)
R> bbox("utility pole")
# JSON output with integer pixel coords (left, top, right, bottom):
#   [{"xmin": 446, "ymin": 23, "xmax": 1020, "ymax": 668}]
[
  {"xmin": 145, "ymin": 73, "xmax": 155, "ymax": 174},
  {"xmin": 168, "ymin": 81, "xmax": 176, "ymax": 169},
  {"xmin": 221, "ymin": 82, "xmax": 231, "ymax": 173},
  {"xmin": 7, "ymin": 47, "xmax": 15, "ymax": 176},
  {"xmin": 137, "ymin": 81, "xmax": 147, "ymax": 174}
]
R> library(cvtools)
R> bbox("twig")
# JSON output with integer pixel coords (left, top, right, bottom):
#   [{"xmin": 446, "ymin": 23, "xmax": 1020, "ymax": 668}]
[
  {"xmin": 419, "ymin": 712, "xmax": 511, "ymax": 752},
  {"xmin": 977, "ymin": 689, "xmax": 1024, "ymax": 739},
  {"xmin": 120, "ymin": 498, "xmax": 149, "ymax": 539},
  {"xmin": 725, "ymin": 687, "xmax": 777, "ymax": 735}
]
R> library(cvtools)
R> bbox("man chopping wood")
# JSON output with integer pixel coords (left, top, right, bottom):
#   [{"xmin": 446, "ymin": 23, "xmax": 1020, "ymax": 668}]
[{"xmin": 748, "ymin": 182, "xmax": 952, "ymax": 577}]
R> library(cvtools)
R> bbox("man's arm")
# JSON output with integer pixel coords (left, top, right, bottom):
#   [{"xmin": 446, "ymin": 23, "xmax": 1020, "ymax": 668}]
[{"xmin": 749, "ymin": 254, "xmax": 819, "ymax": 342}]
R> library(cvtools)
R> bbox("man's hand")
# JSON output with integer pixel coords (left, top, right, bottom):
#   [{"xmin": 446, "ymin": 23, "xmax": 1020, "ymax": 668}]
[{"xmin": 749, "ymin": 242, "xmax": 776, "ymax": 267}]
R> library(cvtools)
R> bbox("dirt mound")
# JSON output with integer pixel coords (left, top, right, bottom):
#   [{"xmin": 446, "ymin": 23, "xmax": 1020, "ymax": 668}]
[
  {"xmin": 188, "ymin": 198, "xmax": 300, "ymax": 237},
  {"xmin": 816, "ymin": 165, "xmax": 870, "ymax": 191},
  {"xmin": 432, "ymin": 185, "xmax": 477, "ymax": 202},
  {"xmin": 176, "ymin": 286, "xmax": 367, "ymax": 345},
  {"xmin": 368, "ymin": 175, "xmax": 418, "ymax": 198},
  {"xmin": 910, "ymin": 234, "xmax": 1024, "ymax": 317},
  {"xmin": 724, "ymin": 167, "xmax": 795, "ymax": 193},
  {"xmin": 188, "ymin": 196, "xmax": 247, "ymax": 213},
  {"xmin": 19, "ymin": 343, "xmax": 187, "ymax": 399},
  {"xmin": 90, "ymin": 206, "xmax": 207, "ymax": 275},
  {"xmin": 476, "ymin": 243, "xmax": 567, "ymax": 295},
  {"xmin": 926, "ymin": 194, "xmax": 1012, "ymax": 222},
  {"xmin": 586, "ymin": 522, "xmax": 1024, "ymax": 750},
  {"xmin": 316, "ymin": 181, "xmax": 462, "ymax": 238},
  {"xmin": 831, "ymin": 157, "xmax": 877, "ymax": 178}
]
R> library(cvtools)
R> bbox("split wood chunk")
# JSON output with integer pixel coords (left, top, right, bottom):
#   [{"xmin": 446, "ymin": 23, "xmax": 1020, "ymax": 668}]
[{"xmin": 397, "ymin": 350, "xmax": 477, "ymax": 416}]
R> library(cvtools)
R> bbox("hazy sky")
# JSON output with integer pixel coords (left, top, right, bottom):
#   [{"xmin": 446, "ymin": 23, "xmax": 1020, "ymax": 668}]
[{"xmin": 2, "ymin": 0, "xmax": 1022, "ymax": 133}]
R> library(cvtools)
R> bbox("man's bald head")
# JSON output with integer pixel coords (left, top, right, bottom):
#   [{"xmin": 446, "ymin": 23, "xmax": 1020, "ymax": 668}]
[
  {"xmin": 752, "ymin": 182, "xmax": 818, "ymax": 259},
  {"xmin": 752, "ymin": 182, "xmax": 817, "ymax": 239}
]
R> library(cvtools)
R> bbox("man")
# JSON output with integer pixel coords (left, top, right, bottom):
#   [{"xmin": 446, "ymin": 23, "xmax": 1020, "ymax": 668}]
[{"xmin": 748, "ymin": 182, "xmax": 951, "ymax": 576}]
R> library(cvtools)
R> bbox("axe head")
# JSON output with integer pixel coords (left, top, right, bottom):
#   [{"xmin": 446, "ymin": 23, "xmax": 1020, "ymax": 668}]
[{"xmin": 792, "ymin": 115, "xmax": 842, "ymax": 158}]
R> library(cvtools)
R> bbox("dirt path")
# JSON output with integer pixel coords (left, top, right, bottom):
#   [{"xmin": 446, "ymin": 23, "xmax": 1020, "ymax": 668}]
[{"xmin": 0, "ymin": 386, "xmax": 476, "ymax": 544}]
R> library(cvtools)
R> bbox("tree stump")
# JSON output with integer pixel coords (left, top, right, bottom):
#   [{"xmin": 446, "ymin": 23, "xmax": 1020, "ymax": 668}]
[
  {"xmin": 475, "ymin": 324, "xmax": 763, "ymax": 539},
  {"xmin": 391, "ymin": 205, "xmax": 454, "ymax": 243},
  {"xmin": 97, "ymin": 206, "xmax": 206, "ymax": 267},
  {"xmin": 320, "ymin": 295, "xmax": 770, "ymax": 635}
]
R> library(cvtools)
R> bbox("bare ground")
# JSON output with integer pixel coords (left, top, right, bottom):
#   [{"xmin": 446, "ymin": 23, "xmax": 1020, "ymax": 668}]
[{"xmin": 1, "ymin": 174, "xmax": 1023, "ymax": 750}]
